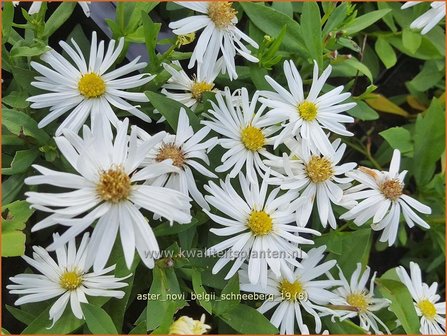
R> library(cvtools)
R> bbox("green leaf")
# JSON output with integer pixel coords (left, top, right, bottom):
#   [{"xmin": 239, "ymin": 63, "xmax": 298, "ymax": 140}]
[
  {"xmin": 2, "ymin": 149, "xmax": 39, "ymax": 175},
  {"xmin": 2, "ymin": 91, "xmax": 30, "ymax": 109},
  {"xmin": 10, "ymin": 39, "xmax": 49, "ymax": 58},
  {"xmin": 82, "ymin": 303, "xmax": 118, "ymax": 334},
  {"xmin": 376, "ymin": 277, "xmax": 420, "ymax": 334},
  {"xmin": 348, "ymin": 101, "xmax": 379, "ymax": 121},
  {"xmin": 343, "ymin": 9, "xmax": 391, "ymax": 35},
  {"xmin": 1, "ymin": 2, "xmax": 14, "ymax": 46},
  {"xmin": 240, "ymin": 2, "xmax": 306, "ymax": 56},
  {"xmin": 43, "ymin": 2, "xmax": 77, "ymax": 38},
  {"xmin": 323, "ymin": 316, "xmax": 367, "ymax": 334},
  {"xmin": 300, "ymin": 2, "xmax": 323, "ymax": 66},
  {"xmin": 380, "ymin": 127, "xmax": 413, "ymax": 156},
  {"xmin": 413, "ymin": 98, "xmax": 445, "ymax": 186},
  {"xmin": 409, "ymin": 61, "xmax": 444, "ymax": 92},
  {"xmin": 191, "ymin": 269, "xmax": 213, "ymax": 314},
  {"xmin": 5, "ymin": 305, "xmax": 36, "ymax": 325},
  {"xmin": 1, "ymin": 175, "xmax": 25, "ymax": 205},
  {"xmin": 141, "ymin": 11, "xmax": 161, "ymax": 72},
  {"xmin": 153, "ymin": 218, "xmax": 198, "ymax": 237},
  {"xmin": 271, "ymin": 2, "xmax": 293, "ymax": 17},
  {"xmin": 126, "ymin": 2, "xmax": 159, "ymax": 33},
  {"xmin": 343, "ymin": 58, "xmax": 373, "ymax": 83},
  {"xmin": 219, "ymin": 304, "xmax": 278, "ymax": 334},
  {"xmin": 145, "ymin": 91, "xmax": 201, "ymax": 131},
  {"xmin": 21, "ymin": 305, "xmax": 85, "ymax": 334},
  {"xmin": 2, "ymin": 108, "xmax": 50, "ymax": 145},
  {"xmin": 402, "ymin": 28, "xmax": 422, "ymax": 54},
  {"xmin": 323, "ymin": 2, "xmax": 348, "ymax": 36},
  {"xmin": 214, "ymin": 275, "xmax": 240, "ymax": 315},
  {"xmin": 2, "ymin": 200, "xmax": 34, "ymax": 257},
  {"xmin": 375, "ymin": 37, "xmax": 397, "ymax": 69},
  {"xmin": 146, "ymin": 266, "xmax": 186, "ymax": 331}
]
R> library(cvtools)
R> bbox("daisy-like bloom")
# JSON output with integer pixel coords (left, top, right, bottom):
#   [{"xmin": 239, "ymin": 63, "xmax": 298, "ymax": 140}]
[
  {"xmin": 265, "ymin": 138, "xmax": 356, "ymax": 229},
  {"xmin": 13, "ymin": 1, "xmax": 91, "ymax": 16},
  {"xmin": 205, "ymin": 172, "xmax": 320, "ymax": 288},
  {"xmin": 137, "ymin": 108, "xmax": 217, "ymax": 210},
  {"xmin": 27, "ymin": 31, "xmax": 152, "ymax": 135},
  {"xmin": 340, "ymin": 149, "xmax": 432, "ymax": 246},
  {"xmin": 328, "ymin": 263, "xmax": 390, "ymax": 334},
  {"xmin": 202, "ymin": 87, "xmax": 280, "ymax": 182},
  {"xmin": 401, "ymin": 2, "xmax": 446, "ymax": 35},
  {"xmin": 161, "ymin": 60, "xmax": 221, "ymax": 111},
  {"xmin": 24, "ymin": 118, "xmax": 192, "ymax": 271},
  {"xmin": 169, "ymin": 314, "xmax": 211, "ymax": 335},
  {"xmin": 169, "ymin": 1, "xmax": 258, "ymax": 80},
  {"xmin": 239, "ymin": 246, "xmax": 340, "ymax": 334},
  {"xmin": 259, "ymin": 60, "xmax": 356, "ymax": 156},
  {"xmin": 397, "ymin": 262, "xmax": 446, "ymax": 334},
  {"xmin": 7, "ymin": 233, "xmax": 129, "ymax": 327}
]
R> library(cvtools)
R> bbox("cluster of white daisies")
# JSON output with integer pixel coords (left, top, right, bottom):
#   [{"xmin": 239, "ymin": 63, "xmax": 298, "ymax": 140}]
[{"xmin": 7, "ymin": 1, "xmax": 445, "ymax": 335}]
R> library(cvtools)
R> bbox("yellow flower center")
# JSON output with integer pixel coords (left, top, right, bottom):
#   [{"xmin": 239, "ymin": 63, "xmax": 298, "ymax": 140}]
[
  {"xmin": 298, "ymin": 101, "xmax": 318, "ymax": 121},
  {"xmin": 97, "ymin": 165, "xmax": 131, "ymax": 203},
  {"xmin": 418, "ymin": 299, "xmax": 437, "ymax": 320},
  {"xmin": 279, "ymin": 279, "xmax": 305, "ymax": 301},
  {"xmin": 241, "ymin": 126, "xmax": 265, "ymax": 151},
  {"xmin": 306, "ymin": 156, "xmax": 334, "ymax": 183},
  {"xmin": 207, "ymin": 1, "xmax": 237, "ymax": 28},
  {"xmin": 78, "ymin": 73, "xmax": 106, "ymax": 98},
  {"xmin": 156, "ymin": 143, "xmax": 185, "ymax": 168},
  {"xmin": 59, "ymin": 270, "xmax": 83, "ymax": 291},
  {"xmin": 380, "ymin": 178, "xmax": 403, "ymax": 201},
  {"xmin": 190, "ymin": 81, "xmax": 214, "ymax": 101},
  {"xmin": 347, "ymin": 293, "xmax": 369, "ymax": 313},
  {"xmin": 176, "ymin": 32, "xmax": 196, "ymax": 47},
  {"xmin": 169, "ymin": 315, "xmax": 210, "ymax": 335},
  {"xmin": 247, "ymin": 210, "xmax": 273, "ymax": 236}
]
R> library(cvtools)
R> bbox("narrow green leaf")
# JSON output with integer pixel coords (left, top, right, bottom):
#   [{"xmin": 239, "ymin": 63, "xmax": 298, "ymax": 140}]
[
  {"xmin": 376, "ymin": 277, "xmax": 420, "ymax": 334},
  {"xmin": 219, "ymin": 304, "xmax": 278, "ymax": 334},
  {"xmin": 191, "ymin": 269, "xmax": 213, "ymax": 314},
  {"xmin": 375, "ymin": 37, "xmax": 397, "ymax": 69},
  {"xmin": 344, "ymin": 9, "xmax": 391, "ymax": 35},
  {"xmin": 43, "ymin": 2, "xmax": 77, "ymax": 37},
  {"xmin": 145, "ymin": 91, "xmax": 201, "ymax": 131},
  {"xmin": 301, "ymin": 2, "xmax": 323, "ymax": 66},
  {"xmin": 2, "ymin": 149, "xmax": 39, "ymax": 175},
  {"xmin": 82, "ymin": 303, "xmax": 118, "ymax": 334}
]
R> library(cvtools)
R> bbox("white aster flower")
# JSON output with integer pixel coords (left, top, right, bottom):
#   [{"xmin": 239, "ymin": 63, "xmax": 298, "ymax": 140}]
[
  {"xmin": 329, "ymin": 263, "xmax": 390, "ymax": 334},
  {"xmin": 266, "ymin": 138, "xmax": 356, "ymax": 229},
  {"xmin": 7, "ymin": 233, "xmax": 128, "ymax": 327},
  {"xmin": 205, "ymin": 172, "xmax": 320, "ymax": 288},
  {"xmin": 161, "ymin": 60, "xmax": 221, "ymax": 111},
  {"xmin": 202, "ymin": 87, "xmax": 280, "ymax": 183},
  {"xmin": 13, "ymin": 1, "xmax": 91, "ymax": 16},
  {"xmin": 25, "ymin": 118, "xmax": 192, "ymax": 271},
  {"xmin": 397, "ymin": 262, "xmax": 446, "ymax": 334},
  {"xmin": 239, "ymin": 246, "xmax": 340, "ymax": 334},
  {"xmin": 260, "ymin": 60, "xmax": 356, "ymax": 156},
  {"xmin": 138, "ymin": 108, "xmax": 218, "ymax": 210},
  {"xmin": 28, "ymin": 31, "xmax": 153, "ymax": 135},
  {"xmin": 401, "ymin": 2, "xmax": 445, "ymax": 34},
  {"xmin": 340, "ymin": 149, "xmax": 432, "ymax": 246},
  {"xmin": 169, "ymin": 314, "xmax": 211, "ymax": 335},
  {"xmin": 169, "ymin": 1, "xmax": 258, "ymax": 80}
]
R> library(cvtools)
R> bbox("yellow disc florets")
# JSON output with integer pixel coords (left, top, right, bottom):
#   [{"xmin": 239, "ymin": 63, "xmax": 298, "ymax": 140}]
[
  {"xmin": 97, "ymin": 165, "xmax": 131, "ymax": 203},
  {"xmin": 380, "ymin": 178, "xmax": 403, "ymax": 201},
  {"xmin": 241, "ymin": 126, "xmax": 265, "ymax": 151},
  {"xmin": 78, "ymin": 73, "xmax": 106, "ymax": 98},
  {"xmin": 279, "ymin": 279, "xmax": 305, "ymax": 301},
  {"xmin": 60, "ymin": 270, "xmax": 83, "ymax": 291},
  {"xmin": 347, "ymin": 292, "xmax": 369, "ymax": 314},
  {"xmin": 156, "ymin": 143, "xmax": 185, "ymax": 168},
  {"xmin": 247, "ymin": 210, "xmax": 273, "ymax": 236},
  {"xmin": 305, "ymin": 156, "xmax": 334, "ymax": 183},
  {"xmin": 190, "ymin": 81, "xmax": 214, "ymax": 101},
  {"xmin": 207, "ymin": 2, "xmax": 237, "ymax": 29},
  {"xmin": 298, "ymin": 101, "xmax": 318, "ymax": 121},
  {"xmin": 418, "ymin": 299, "xmax": 437, "ymax": 320}
]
